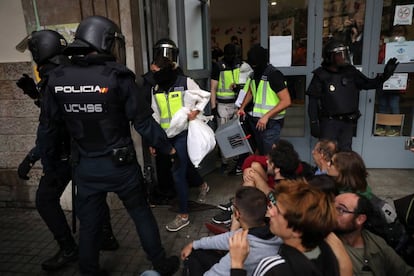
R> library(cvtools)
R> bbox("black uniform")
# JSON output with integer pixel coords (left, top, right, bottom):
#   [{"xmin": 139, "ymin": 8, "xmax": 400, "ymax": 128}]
[
  {"xmin": 39, "ymin": 54, "xmax": 174, "ymax": 274},
  {"xmin": 307, "ymin": 65, "xmax": 382, "ymax": 151}
]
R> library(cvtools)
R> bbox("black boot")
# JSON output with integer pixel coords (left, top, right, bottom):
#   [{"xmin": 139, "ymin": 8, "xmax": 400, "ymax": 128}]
[
  {"xmin": 99, "ymin": 223, "xmax": 119, "ymax": 251},
  {"xmin": 41, "ymin": 237, "xmax": 78, "ymax": 271},
  {"xmin": 153, "ymin": 255, "xmax": 180, "ymax": 276}
]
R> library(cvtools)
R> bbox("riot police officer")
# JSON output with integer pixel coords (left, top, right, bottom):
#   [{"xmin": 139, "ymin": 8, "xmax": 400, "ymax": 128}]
[
  {"xmin": 16, "ymin": 30, "xmax": 118, "ymax": 271},
  {"xmin": 38, "ymin": 16, "xmax": 179, "ymax": 275},
  {"xmin": 307, "ymin": 39, "xmax": 398, "ymax": 151}
]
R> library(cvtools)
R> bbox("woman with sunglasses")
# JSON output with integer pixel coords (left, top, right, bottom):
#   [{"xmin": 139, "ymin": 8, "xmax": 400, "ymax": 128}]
[{"xmin": 229, "ymin": 179, "xmax": 351, "ymax": 276}]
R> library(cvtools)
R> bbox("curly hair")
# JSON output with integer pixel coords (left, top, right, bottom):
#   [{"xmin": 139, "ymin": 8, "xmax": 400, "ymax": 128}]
[{"xmin": 268, "ymin": 145, "xmax": 300, "ymax": 179}]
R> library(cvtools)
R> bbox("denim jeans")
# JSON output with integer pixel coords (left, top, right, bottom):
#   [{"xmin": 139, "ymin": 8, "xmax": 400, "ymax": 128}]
[
  {"xmin": 378, "ymin": 93, "xmax": 400, "ymax": 114},
  {"xmin": 248, "ymin": 117, "xmax": 283, "ymax": 155},
  {"xmin": 169, "ymin": 131, "xmax": 203, "ymax": 214}
]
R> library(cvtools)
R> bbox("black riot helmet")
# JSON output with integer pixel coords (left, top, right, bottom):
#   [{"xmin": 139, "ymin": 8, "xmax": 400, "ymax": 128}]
[
  {"xmin": 153, "ymin": 38, "xmax": 179, "ymax": 64},
  {"xmin": 27, "ymin": 30, "xmax": 67, "ymax": 66},
  {"xmin": 322, "ymin": 39, "xmax": 351, "ymax": 67},
  {"xmin": 65, "ymin": 16, "xmax": 125, "ymax": 63}
]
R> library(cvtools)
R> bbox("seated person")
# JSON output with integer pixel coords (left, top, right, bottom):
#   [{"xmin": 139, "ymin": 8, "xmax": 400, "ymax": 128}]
[
  {"xmin": 212, "ymin": 141, "xmax": 301, "ymax": 225},
  {"xmin": 181, "ymin": 186, "xmax": 282, "ymax": 276},
  {"xmin": 334, "ymin": 192, "xmax": 414, "ymax": 275},
  {"xmin": 229, "ymin": 179, "xmax": 347, "ymax": 276},
  {"xmin": 312, "ymin": 139, "xmax": 338, "ymax": 175}
]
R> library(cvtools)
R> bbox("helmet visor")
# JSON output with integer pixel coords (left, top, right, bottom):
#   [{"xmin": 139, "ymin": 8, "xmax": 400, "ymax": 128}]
[
  {"xmin": 153, "ymin": 43, "xmax": 178, "ymax": 63},
  {"xmin": 16, "ymin": 34, "xmax": 30, "ymax": 53},
  {"xmin": 330, "ymin": 46, "xmax": 351, "ymax": 66}
]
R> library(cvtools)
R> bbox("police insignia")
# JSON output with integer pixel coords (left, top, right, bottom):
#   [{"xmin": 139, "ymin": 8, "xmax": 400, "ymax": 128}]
[{"xmin": 329, "ymin": 84, "xmax": 335, "ymax": 92}]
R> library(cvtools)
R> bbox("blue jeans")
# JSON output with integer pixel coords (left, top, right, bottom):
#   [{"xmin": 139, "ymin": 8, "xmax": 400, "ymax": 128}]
[
  {"xmin": 169, "ymin": 131, "xmax": 203, "ymax": 214},
  {"xmin": 74, "ymin": 155, "xmax": 165, "ymax": 274},
  {"xmin": 378, "ymin": 93, "xmax": 400, "ymax": 114},
  {"xmin": 248, "ymin": 117, "xmax": 283, "ymax": 155}
]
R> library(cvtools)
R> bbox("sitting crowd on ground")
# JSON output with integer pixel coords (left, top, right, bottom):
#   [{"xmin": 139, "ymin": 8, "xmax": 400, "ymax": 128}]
[{"xmin": 173, "ymin": 138, "xmax": 414, "ymax": 276}]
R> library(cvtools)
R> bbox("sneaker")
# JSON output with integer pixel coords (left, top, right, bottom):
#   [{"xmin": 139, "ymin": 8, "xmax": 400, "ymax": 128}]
[
  {"xmin": 41, "ymin": 246, "xmax": 78, "ymax": 271},
  {"xmin": 375, "ymin": 127, "xmax": 386, "ymax": 136},
  {"xmin": 217, "ymin": 199, "xmax": 233, "ymax": 211},
  {"xmin": 153, "ymin": 255, "xmax": 180, "ymax": 276},
  {"xmin": 386, "ymin": 129, "xmax": 400, "ymax": 136},
  {"xmin": 197, "ymin": 183, "xmax": 210, "ymax": 203},
  {"xmin": 212, "ymin": 210, "xmax": 232, "ymax": 224},
  {"xmin": 166, "ymin": 215, "xmax": 190, "ymax": 232}
]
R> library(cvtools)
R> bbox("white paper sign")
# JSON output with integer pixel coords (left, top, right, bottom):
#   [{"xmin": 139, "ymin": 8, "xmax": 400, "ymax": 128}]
[
  {"xmin": 383, "ymin": 73, "xmax": 408, "ymax": 90},
  {"xmin": 385, "ymin": 41, "xmax": 414, "ymax": 63},
  {"xmin": 269, "ymin": 36, "xmax": 292, "ymax": 67},
  {"xmin": 393, "ymin": 4, "xmax": 414, "ymax": 25}
]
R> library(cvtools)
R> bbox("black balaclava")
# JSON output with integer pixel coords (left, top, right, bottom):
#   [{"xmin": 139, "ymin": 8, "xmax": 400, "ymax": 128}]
[
  {"xmin": 153, "ymin": 56, "xmax": 178, "ymax": 90},
  {"xmin": 223, "ymin": 43, "xmax": 237, "ymax": 67},
  {"xmin": 247, "ymin": 44, "xmax": 268, "ymax": 81}
]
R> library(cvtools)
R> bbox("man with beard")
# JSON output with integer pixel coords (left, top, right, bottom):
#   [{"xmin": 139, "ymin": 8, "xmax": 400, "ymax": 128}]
[
  {"xmin": 237, "ymin": 44, "xmax": 291, "ymax": 155},
  {"xmin": 334, "ymin": 193, "xmax": 414, "ymax": 275}
]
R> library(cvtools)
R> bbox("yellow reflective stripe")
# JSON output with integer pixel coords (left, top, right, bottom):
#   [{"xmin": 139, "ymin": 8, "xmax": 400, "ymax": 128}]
[
  {"xmin": 217, "ymin": 68, "xmax": 240, "ymax": 100},
  {"xmin": 252, "ymin": 79, "xmax": 285, "ymax": 118},
  {"xmin": 154, "ymin": 90, "xmax": 184, "ymax": 130}
]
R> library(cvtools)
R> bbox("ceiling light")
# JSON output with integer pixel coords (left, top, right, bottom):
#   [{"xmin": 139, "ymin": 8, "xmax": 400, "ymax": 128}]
[{"xmin": 270, "ymin": 1, "xmax": 277, "ymax": 6}]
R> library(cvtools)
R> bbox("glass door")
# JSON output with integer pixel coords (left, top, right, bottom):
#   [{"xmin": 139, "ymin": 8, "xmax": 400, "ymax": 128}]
[
  {"xmin": 262, "ymin": 0, "xmax": 313, "ymax": 161},
  {"xmin": 361, "ymin": 0, "xmax": 414, "ymax": 168}
]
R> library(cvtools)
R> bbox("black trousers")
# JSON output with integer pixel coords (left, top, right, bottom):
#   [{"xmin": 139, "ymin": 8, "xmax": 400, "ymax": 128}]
[
  {"xmin": 183, "ymin": 249, "xmax": 225, "ymax": 276},
  {"xmin": 320, "ymin": 117, "xmax": 354, "ymax": 151}
]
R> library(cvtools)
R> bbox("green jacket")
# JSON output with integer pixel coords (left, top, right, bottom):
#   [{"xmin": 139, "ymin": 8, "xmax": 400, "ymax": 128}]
[{"xmin": 345, "ymin": 230, "xmax": 414, "ymax": 276}]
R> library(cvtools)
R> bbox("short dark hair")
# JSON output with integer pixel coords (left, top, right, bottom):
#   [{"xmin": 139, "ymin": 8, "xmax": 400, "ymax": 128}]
[
  {"xmin": 308, "ymin": 174, "xmax": 339, "ymax": 197},
  {"xmin": 234, "ymin": 186, "xmax": 267, "ymax": 227},
  {"xmin": 269, "ymin": 145, "xmax": 300, "ymax": 179}
]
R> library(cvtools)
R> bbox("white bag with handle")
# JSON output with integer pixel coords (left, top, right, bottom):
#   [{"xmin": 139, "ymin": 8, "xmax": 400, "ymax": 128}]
[{"xmin": 187, "ymin": 115, "xmax": 216, "ymax": 167}]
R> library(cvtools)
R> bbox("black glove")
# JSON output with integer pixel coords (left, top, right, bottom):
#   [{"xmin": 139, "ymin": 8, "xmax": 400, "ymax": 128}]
[
  {"xmin": 170, "ymin": 152, "xmax": 181, "ymax": 172},
  {"xmin": 382, "ymin": 57, "xmax": 399, "ymax": 82},
  {"xmin": 17, "ymin": 154, "xmax": 36, "ymax": 180},
  {"xmin": 310, "ymin": 121, "xmax": 320, "ymax": 138},
  {"xmin": 211, "ymin": 107, "xmax": 218, "ymax": 117},
  {"xmin": 16, "ymin": 74, "xmax": 40, "ymax": 100}
]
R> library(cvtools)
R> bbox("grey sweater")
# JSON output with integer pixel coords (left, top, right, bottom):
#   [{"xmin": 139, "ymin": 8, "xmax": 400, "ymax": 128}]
[{"xmin": 192, "ymin": 227, "xmax": 282, "ymax": 276}]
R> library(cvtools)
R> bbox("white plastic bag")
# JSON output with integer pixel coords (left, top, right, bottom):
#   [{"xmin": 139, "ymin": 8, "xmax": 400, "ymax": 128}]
[
  {"xmin": 166, "ymin": 107, "xmax": 190, "ymax": 138},
  {"xmin": 187, "ymin": 117, "xmax": 216, "ymax": 167}
]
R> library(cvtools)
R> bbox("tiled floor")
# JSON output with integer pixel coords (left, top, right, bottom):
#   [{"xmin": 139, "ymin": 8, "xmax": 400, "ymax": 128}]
[{"xmin": 0, "ymin": 168, "xmax": 413, "ymax": 275}]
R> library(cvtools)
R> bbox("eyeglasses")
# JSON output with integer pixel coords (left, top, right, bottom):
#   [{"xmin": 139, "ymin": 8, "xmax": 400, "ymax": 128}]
[
  {"xmin": 335, "ymin": 206, "xmax": 358, "ymax": 216},
  {"xmin": 267, "ymin": 192, "xmax": 282, "ymax": 214}
]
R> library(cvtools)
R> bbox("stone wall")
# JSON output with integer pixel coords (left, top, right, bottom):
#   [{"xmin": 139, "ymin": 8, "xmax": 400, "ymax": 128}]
[{"xmin": 0, "ymin": 62, "xmax": 40, "ymax": 207}]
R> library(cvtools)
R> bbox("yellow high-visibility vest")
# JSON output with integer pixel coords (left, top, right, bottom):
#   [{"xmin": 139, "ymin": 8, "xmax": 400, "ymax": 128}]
[
  {"xmin": 154, "ymin": 88, "xmax": 185, "ymax": 130},
  {"xmin": 217, "ymin": 64, "xmax": 240, "ymax": 102},
  {"xmin": 249, "ymin": 73, "xmax": 286, "ymax": 119}
]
